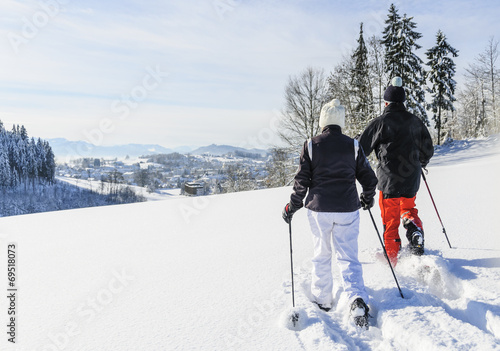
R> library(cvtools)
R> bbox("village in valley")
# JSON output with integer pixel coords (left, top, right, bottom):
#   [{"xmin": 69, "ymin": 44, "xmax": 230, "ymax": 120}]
[{"xmin": 55, "ymin": 148, "xmax": 273, "ymax": 199}]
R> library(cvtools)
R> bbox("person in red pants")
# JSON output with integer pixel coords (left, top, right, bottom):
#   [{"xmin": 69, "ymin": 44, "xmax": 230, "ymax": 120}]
[
  {"xmin": 379, "ymin": 194, "xmax": 424, "ymax": 262},
  {"xmin": 358, "ymin": 77, "xmax": 434, "ymax": 265}
]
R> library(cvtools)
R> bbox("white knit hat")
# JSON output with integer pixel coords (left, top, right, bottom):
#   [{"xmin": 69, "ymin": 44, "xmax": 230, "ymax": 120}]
[{"xmin": 319, "ymin": 99, "xmax": 345, "ymax": 129}]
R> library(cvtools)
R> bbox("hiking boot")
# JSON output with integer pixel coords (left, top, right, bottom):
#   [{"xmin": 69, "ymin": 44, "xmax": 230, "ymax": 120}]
[
  {"xmin": 403, "ymin": 218, "xmax": 424, "ymax": 256},
  {"xmin": 409, "ymin": 231, "xmax": 424, "ymax": 255},
  {"xmin": 350, "ymin": 298, "xmax": 369, "ymax": 329}
]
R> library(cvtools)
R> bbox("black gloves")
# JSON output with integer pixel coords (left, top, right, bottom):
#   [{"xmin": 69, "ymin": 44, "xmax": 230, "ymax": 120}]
[
  {"xmin": 282, "ymin": 203, "xmax": 300, "ymax": 223},
  {"xmin": 360, "ymin": 193, "xmax": 374, "ymax": 210}
]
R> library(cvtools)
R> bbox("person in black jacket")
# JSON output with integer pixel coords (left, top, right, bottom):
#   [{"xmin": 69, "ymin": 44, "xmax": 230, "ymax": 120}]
[
  {"xmin": 358, "ymin": 77, "xmax": 434, "ymax": 265},
  {"xmin": 282, "ymin": 99, "xmax": 377, "ymax": 326}
]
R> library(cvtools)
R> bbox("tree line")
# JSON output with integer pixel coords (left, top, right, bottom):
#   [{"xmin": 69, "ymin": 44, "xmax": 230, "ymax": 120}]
[
  {"xmin": 0, "ymin": 120, "xmax": 56, "ymax": 191},
  {"xmin": 278, "ymin": 3, "xmax": 498, "ymax": 149},
  {"xmin": 270, "ymin": 3, "xmax": 499, "ymax": 187}
]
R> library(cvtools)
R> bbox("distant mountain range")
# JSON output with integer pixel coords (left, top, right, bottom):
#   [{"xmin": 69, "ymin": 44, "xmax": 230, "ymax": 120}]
[
  {"xmin": 49, "ymin": 138, "xmax": 178, "ymax": 159},
  {"xmin": 189, "ymin": 144, "xmax": 268, "ymax": 157},
  {"xmin": 49, "ymin": 138, "xmax": 269, "ymax": 159}
]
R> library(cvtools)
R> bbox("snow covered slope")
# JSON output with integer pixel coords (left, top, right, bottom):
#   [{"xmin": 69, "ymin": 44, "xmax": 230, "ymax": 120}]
[{"xmin": 0, "ymin": 136, "xmax": 499, "ymax": 350}]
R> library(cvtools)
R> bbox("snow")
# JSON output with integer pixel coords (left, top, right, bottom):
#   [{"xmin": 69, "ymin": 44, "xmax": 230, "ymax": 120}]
[
  {"xmin": 280, "ymin": 307, "xmax": 308, "ymax": 331},
  {"xmin": 56, "ymin": 176, "xmax": 182, "ymax": 201},
  {"xmin": 1, "ymin": 136, "xmax": 500, "ymax": 350}
]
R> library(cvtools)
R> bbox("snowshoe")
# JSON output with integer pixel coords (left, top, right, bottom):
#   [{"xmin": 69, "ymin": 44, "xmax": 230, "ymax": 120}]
[
  {"xmin": 313, "ymin": 301, "xmax": 331, "ymax": 312},
  {"xmin": 350, "ymin": 298, "xmax": 369, "ymax": 329},
  {"xmin": 289, "ymin": 311, "xmax": 300, "ymax": 327}
]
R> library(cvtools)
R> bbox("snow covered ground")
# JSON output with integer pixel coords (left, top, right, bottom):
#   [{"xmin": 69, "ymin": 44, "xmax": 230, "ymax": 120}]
[
  {"xmin": 56, "ymin": 176, "xmax": 182, "ymax": 201},
  {"xmin": 0, "ymin": 136, "xmax": 499, "ymax": 350}
]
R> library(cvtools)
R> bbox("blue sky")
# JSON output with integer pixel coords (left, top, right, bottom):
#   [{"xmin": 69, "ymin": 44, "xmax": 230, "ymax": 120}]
[{"xmin": 1, "ymin": 0, "xmax": 499, "ymax": 149}]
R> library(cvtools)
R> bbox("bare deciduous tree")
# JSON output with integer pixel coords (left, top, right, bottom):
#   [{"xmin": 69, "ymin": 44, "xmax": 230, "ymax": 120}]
[
  {"xmin": 367, "ymin": 36, "xmax": 388, "ymax": 116},
  {"xmin": 460, "ymin": 37, "xmax": 499, "ymax": 137},
  {"xmin": 278, "ymin": 67, "xmax": 329, "ymax": 150},
  {"xmin": 265, "ymin": 148, "xmax": 297, "ymax": 188},
  {"xmin": 221, "ymin": 163, "xmax": 255, "ymax": 193},
  {"xmin": 476, "ymin": 37, "xmax": 499, "ymax": 132}
]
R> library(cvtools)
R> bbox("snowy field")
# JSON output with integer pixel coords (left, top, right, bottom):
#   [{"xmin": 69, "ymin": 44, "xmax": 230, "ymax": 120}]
[
  {"xmin": 56, "ymin": 176, "xmax": 182, "ymax": 201},
  {"xmin": 0, "ymin": 136, "xmax": 499, "ymax": 350}
]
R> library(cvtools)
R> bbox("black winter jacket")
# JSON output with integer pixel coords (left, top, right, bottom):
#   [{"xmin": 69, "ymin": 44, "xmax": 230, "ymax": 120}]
[
  {"xmin": 358, "ymin": 103, "xmax": 434, "ymax": 197},
  {"xmin": 290, "ymin": 125, "xmax": 378, "ymax": 213}
]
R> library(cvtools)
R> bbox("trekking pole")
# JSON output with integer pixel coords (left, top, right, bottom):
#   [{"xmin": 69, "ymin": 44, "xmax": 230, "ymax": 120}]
[
  {"xmin": 286, "ymin": 220, "xmax": 300, "ymax": 328},
  {"xmin": 288, "ymin": 221, "xmax": 296, "ymax": 308},
  {"xmin": 421, "ymin": 171, "xmax": 452, "ymax": 248},
  {"xmin": 368, "ymin": 208, "xmax": 404, "ymax": 299}
]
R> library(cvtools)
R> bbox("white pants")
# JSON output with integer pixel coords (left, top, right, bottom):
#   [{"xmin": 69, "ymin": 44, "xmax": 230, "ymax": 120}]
[{"xmin": 307, "ymin": 209, "xmax": 368, "ymax": 307}]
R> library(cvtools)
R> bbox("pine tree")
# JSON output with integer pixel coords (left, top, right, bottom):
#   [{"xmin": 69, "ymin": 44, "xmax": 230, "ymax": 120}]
[
  {"xmin": 36, "ymin": 138, "xmax": 46, "ymax": 180},
  {"xmin": 20, "ymin": 125, "xmax": 28, "ymax": 140},
  {"xmin": 27, "ymin": 137, "xmax": 39, "ymax": 190},
  {"xmin": 0, "ymin": 136, "xmax": 10, "ymax": 190},
  {"xmin": 381, "ymin": 4, "xmax": 402, "ymax": 77},
  {"xmin": 0, "ymin": 122, "xmax": 56, "ymax": 188},
  {"xmin": 44, "ymin": 141, "xmax": 56, "ymax": 184},
  {"xmin": 9, "ymin": 134, "xmax": 21, "ymax": 185},
  {"xmin": 382, "ymin": 4, "xmax": 428, "ymax": 124},
  {"xmin": 399, "ymin": 14, "xmax": 428, "ymax": 123},
  {"xmin": 17, "ymin": 137, "xmax": 28, "ymax": 190},
  {"xmin": 351, "ymin": 23, "xmax": 374, "ymax": 125},
  {"xmin": 426, "ymin": 30, "xmax": 459, "ymax": 145}
]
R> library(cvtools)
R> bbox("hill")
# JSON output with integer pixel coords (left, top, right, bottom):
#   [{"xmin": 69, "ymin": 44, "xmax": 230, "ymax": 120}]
[
  {"xmin": 190, "ymin": 144, "xmax": 268, "ymax": 157},
  {"xmin": 1, "ymin": 136, "xmax": 499, "ymax": 350},
  {"xmin": 49, "ymin": 138, "xmax": 268, "ymax": 159},
  {"xmin": 49, "ymin": 138, "xmax": 176, "ymax": 159}
]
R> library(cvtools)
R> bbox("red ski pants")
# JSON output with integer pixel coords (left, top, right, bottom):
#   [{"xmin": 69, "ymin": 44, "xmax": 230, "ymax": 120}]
[{"xmin": 379, "ymin": 192, "xmax": 422, "ymax": 263}]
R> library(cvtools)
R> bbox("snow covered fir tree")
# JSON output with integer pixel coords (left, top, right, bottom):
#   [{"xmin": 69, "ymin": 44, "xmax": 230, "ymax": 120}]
[
  {"xmin": 0, "ymin": 121, "xmax": 145, "ymax": 217},
  {"xmin": 350, "ymin": 23, "xmax": 374, "ymax": 128},
  {"xmin": 426, "ymin": 30, "xmax": 459, "ymax": 145},
  {"xmin": 0, "ymin": 122, "xmax": 56, "ymax": 190},
  {"xmin": 382, "ymin": 4, "xmax": 428, "ymax": 124}
]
